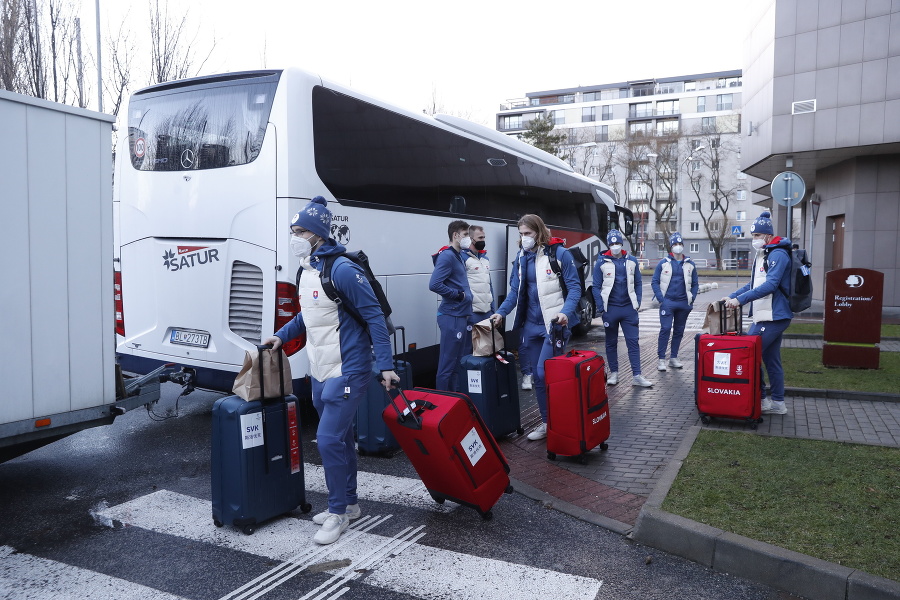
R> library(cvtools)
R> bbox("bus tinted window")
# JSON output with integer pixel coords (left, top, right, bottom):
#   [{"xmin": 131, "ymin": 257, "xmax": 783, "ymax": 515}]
[
  {"xmin": 312, "ymin": 87, "xmax": 600, "ymax": 231},
  {"xmin": 128, "ymin": 80, "xmax": 277, "ymax": 171}
]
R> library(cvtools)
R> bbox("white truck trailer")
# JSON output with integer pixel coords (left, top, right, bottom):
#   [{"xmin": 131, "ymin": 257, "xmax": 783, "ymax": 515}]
[{"xmin": 0, "ymin": 90, "xmax": 169, "ymax": 462}]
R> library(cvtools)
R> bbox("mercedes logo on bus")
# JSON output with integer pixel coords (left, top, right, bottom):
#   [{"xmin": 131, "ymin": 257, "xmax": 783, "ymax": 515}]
[{"xmin": 180, "ymin": 149, "xmax": 195, "ymax": 169}]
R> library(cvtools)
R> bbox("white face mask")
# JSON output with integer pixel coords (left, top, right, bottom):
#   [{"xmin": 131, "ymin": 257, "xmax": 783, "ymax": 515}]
[
  {"xmin": 290, "ymin": 235, "xmax": 313, "ymax": 258},
  {"xmin": 520, "ymin": 235, "xmax": 536, "ymax": 251},
  {"xmin": 751, "ymin": 238, "xmax": 766, "ymax": 250},
  {"xmin": 459, "ymin": 235, "xmax": 472, "ymax": 249},
  {"xmin": 671, "ymin": 244, "xmax": 684, "ymax": 255},
  {"xmin": 609, "ymin": 244, "xmax": 623, "ymax": 254}
]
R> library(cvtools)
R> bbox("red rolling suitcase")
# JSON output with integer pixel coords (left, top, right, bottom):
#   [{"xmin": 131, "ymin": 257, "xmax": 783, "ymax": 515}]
[
  {"xmin": 544, "ymin": 350, "xmax": 611, "ymax": 464},
  {"xmin": 381, "ymin": 387, "xmax": 513, "ymax": 520},
  {"xmin": 695, "ymin": 302, "xmax": 764, "ymax": 428}
]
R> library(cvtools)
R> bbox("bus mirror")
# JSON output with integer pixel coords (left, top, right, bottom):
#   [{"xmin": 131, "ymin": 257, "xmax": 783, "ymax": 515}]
[
  {"xmin": 450, "ymin": 196, "xmax": 466, "ymax": 214},
  {"xmin": 620, "ymin": 211, "xmax": 635, "ymax": 237}
]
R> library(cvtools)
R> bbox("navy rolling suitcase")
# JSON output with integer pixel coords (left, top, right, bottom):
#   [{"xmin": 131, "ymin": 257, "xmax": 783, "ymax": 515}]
[
  {"xmin": 211, "ymin": 346, "xmax": 312, "ymax": 534},
  {"xmin": 357, "ymin": 326, "xmax": 412, "ymax": 456},
  {"xmin": 457, "ymin": 322, "xmax": 523, "ymax": 439}
]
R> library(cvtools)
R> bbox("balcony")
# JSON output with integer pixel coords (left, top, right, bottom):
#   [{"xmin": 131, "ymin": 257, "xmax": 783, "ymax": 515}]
[{"xmin": 627, "ymin": 108, "xmax": 682, "ymax": 120}]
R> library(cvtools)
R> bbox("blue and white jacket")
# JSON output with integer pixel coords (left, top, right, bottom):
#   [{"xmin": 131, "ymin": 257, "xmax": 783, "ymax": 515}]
[
  {"xmin": 592, "ymin": 250, "xmax": 642, "ymax": 312},
  {"xmin": 497, "ymin": 242, "xmax": 581, "ymax": 334},
  {"xmin": 461, "ymin": 248, "xmax": 495, "ymax": 315},
  {"xmin": 429, "ymin": 246, "xmax": 473, "ymax": 318},
  {"xmin": 275, "ymin": 240, "xmax": 393, "ymax": 381},
  {"xmin": 729, "ymin": 236, "xmax": 793, "ymax": 322},
  {"xmin": 651, "ymin": 254, "xmax": 699, "ymax": 305}
]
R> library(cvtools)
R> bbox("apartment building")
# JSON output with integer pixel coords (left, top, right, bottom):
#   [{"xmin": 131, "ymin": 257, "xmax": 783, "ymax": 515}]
[{"xmin": 497, "ymin": 70, "xmax": 761, "ymax": 267}]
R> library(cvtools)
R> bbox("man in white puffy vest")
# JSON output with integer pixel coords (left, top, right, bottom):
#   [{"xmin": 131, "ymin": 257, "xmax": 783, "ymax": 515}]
[
  {"xmin": 462, "ymin": 225, "xmax": 496, "ymax": 353},
  {"xmin": 264, "ymin": 196, "xmax": 398, "ymax": 546},
  {"xmin": 651, "ymin": 232, "xmax": 699, "ymax": 371}
]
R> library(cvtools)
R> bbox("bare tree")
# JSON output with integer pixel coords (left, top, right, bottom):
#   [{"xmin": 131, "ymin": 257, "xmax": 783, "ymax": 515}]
[
  {"xmin": 0, "ymin": 0, "xmax": 23, "ymax": 91},
  {"xmin": 684, "ymin": 118, "xmax": 742, "ymax": 269},
  {"xmin": 148, "ymin": 0, "xmax": 215, "ymax": 85},
  {"xmin": 423, "ymin": 83, "xmax": 476, "ymax": 121},
  {"xmin": 103, "ymin": 15, "xmax": 136, "ymax": 117},
  {"xmin": 20, "ymin": 0, "xmax": 46, "ymax": 98}
]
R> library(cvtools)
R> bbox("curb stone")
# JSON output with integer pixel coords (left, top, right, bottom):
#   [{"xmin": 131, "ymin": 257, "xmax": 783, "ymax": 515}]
[
  {"xmin": 784, "ymin": 387, "xmax": 900, "ymax": 402},
  {"xmin": 508, "ymin": 477, "xmax": 633, "ymax": 536},
  {"xmin": 632, "ymin": 426, "xmax": 900, "ymax": 600}
]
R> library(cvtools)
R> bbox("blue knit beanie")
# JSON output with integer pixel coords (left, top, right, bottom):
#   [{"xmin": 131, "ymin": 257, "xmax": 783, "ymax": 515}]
[
  {"xmin": 669, "ymin": 232, "xmax": 684, "ymax": 246},
  {"xmin": 750, "ymin": 211, "xmax": 774, "ymax": 235},
  {"xmin": 290, "ymin": 196, "xmax": 332, "ymax": 240},
  {"xmin": 607, "ymin": 229, "xmax": 624, "ymax": 246}
]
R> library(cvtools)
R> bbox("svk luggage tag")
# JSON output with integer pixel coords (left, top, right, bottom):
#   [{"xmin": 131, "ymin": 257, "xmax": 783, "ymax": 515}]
[{"xmin": 494, "ymin": 352, "xmax": 509, "ymax": 365}]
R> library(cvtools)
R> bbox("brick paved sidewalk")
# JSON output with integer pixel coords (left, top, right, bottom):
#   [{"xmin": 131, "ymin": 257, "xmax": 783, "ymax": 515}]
[{"xmin": 500, "ymin": 305, "xmax": 900, "ymax": 529}]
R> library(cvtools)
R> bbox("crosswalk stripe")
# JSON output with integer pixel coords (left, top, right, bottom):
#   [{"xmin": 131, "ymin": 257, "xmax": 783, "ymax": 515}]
[
  {"xmin": 98, "ymin": 489, "xmax": 604, "ymax": 600},
  {"xmin": 304, "ymin": 465, "xmax": 457, "ymax": 514},
  {"xmin": 0, "ymin": 545, "xmax": 186, "ymax": 600}
]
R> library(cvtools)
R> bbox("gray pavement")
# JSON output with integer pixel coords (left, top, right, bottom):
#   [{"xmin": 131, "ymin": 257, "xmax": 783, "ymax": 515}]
[{"xmin": 508, "ymin": 296, "xmax": 900, "ymax": 599}]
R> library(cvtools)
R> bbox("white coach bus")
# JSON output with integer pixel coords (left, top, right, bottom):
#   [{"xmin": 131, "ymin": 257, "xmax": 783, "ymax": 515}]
[{"xmin": 114, "ymin": 68, "xmax": 633, "ymax": 395}]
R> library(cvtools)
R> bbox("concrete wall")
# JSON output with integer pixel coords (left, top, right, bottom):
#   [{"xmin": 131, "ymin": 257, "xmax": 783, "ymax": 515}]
[{"xmin": 815, "ymin": 155, "xmax": 900, "ymax": 305}]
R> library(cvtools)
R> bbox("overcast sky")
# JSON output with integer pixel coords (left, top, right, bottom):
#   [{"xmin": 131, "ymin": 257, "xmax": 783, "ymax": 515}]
[{"xmin": 77, "ymin": 0, "xmax": 755, "ymax": 125}]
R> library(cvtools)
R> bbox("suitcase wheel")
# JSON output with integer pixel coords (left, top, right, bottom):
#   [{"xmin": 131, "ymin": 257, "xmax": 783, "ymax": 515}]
[
  {"xmin": 516, "ymin": 427, "xmax": 525, "ymax": 435},
  {"xmin": 546, "ymin": 451, "xmax": 557, "ymax": 461},
  {"xmin": 480, "ymin": 510, "xmax": 493, "ymax": 521},
  {"xmin": 429, "ymin": 492, "xmax": 446, "ymax": 505},
  {"xmin": 301, "ymin": 503, "xmax": 313, "ymax": 514},
  {"xmin": 700, "ymin": 415, "xmax": 712, "ymax": 425},
  {"xmin": 213, "ymin": 518, "xmax": 223, "ymax": 528},
  {"xmin": 358, "ymin": 448, "xmax": 369, "ymax": 457},
  {"xmin": 577, "ymin": 454, "xmax": 589, "ymax": 465},
  {"xmin": 242, "ymin": 524, "xmax": 256, "ymax": 535},
  {"xmin": 505, "ymin": 485, "xmax": 514, "ymax": 494},
  {"xmin": 600, "ymin": 443, "xmax": 609, "ymax": 452},
  {"xmin": 749, "ymin": 420, "xmax": 758, "ymax": 430}
]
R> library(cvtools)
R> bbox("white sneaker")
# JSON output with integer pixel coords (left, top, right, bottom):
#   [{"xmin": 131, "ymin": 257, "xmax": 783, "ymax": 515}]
[
  {"xmin": 527, "ymin": 422, "xmax": 547, "ymax": 441},
  {"xmin": 607, "ymin": 372, "xmax": 618, "ymax": 385},
  {"xmin": 312, "ymin": 503, "xmax": 361, "ymax": 525},
  {"xmin": 521, "ymin": 374, "xmax": 533, "ymax": 390},
  {"xmin": 657, "ymin": 359, "xmax": 667, "ymax": 371},
  {"xmin": 760, "ymin": 398, "xmax": 773, "ymax": 412},
  {"xmin": 632, "ymin": 374, "xmax": 653, "ymax": 387},
  {"xmin": 668, "ymin": 358, "xmax": 684, "ymax": 369},
  {"xmin": 313, "ymin": 513, "xmax": 350, "ymax": 545},
  {"xmin": 762, "ymin": 401, "xmax": 787, "ymax": 415}
]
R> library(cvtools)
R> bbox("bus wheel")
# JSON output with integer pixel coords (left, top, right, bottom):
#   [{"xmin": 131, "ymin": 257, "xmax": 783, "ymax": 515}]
[{"xmin": 571, "ymin": 295, "xmax": 594, "ymax": 337}]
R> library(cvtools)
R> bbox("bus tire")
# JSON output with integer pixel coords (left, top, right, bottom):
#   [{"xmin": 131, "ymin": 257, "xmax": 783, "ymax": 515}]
[{"xmin": 571, "ymin": 295, "xmax": 594, "ymax": 337}]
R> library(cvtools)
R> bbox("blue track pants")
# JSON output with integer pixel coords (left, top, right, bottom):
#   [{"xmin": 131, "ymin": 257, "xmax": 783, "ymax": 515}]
[
  {"xmin": 657, "ymin": 300, "xmax": 692, "ymax": 359},
  {"xmin": 747, "ymin": 319, "xmax": 791, "ymax": 403},
  {"xmin": 436, "ymin": 314, "xmax": 469, "ymax": 391},
  {"xmin": 603, "ymin": 304, "xmax": 642, "ymax": 376}
]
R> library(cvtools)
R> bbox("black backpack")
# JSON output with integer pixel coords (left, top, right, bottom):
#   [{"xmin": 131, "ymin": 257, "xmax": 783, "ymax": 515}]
[
  {"xmin": 764, "ymin": 246, "xmax": 812, "ymax": 313},
  {"xmin": 546, "ymin": 242, "xmax": 588, "ymax": 297},
  {"xmin": 296, "ymin": 250, "xmax": 395, "ymax": 336}
]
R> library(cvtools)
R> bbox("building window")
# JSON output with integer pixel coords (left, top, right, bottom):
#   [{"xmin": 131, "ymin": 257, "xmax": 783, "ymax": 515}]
[
  {"xmin": 736, "ymin": 210, "xmax": 747, "ymax": 221},
  {"xmin": 690, "ymin": 160, "xmax": 700, "ymax": 172},
  {"xmin": 702, "ymin": 116, "xmax": 716, "ymax": 133},
  {"xmin": 601, "ymin": 105, "xmax": 612, "ymax": 121},
  {"xmin": 629, "ymin": 179, "xmax": 650, "ymax": 200},
  {"xmin": 500, "ymin": 115, "xmax": 522, "ymax": 130},
  {"xmin": 709, "ymin": 243, "xmax": 716, "ymax": 253},
  {"xmin": 716, "ymin": 94, "xmax": 733, "ymax": 111},
  {"xmin": 690, "ymin": 242, "xmax": 700, "ymax": 253},
  {"xmin": 597, "ymin": 125, "xmax": 609, "ymax": 142},
  {"xmin": 589, "ymin": 166, "xmax": 600, "ymax": 176},
  {"xmin": 697, "ymin": 96, "xmax": 706, "ymax": 112},
  {"xmin": 582, "ymin": 92, "xmax": 597, "ymax": 102},
  {"xmin": 629, "ymin": 102, "xmax": 652, "ymax": 118},
  {"xmin": 657, "ymin": 100, "xmax": 679, "ymax": 115},
  {"xmin": 530, "ymin": 98, "xmax": 540, "ymax": 106},
  {"xmin": 690, "ymin": 222, "xmax": 700, "ymax": 232},
  {"xmin": 656, "ymin": 119, "xmax": 679, "ymax": 135},
  {"xmin": 691, "ymin": 201, "xmax": 700, "ymax": 212},
  {"xmin": 582, "ymin": 107, "xmax": 596, "ymax": 122},
  {"xmin": 657, "ymin": 82, "xmax": 683, "ymax": 95},
  {"xmin": 710, "ymin": 221, "xmax": 720, "ymax": 232},
  {"xmin": 685, "ymin": 81, "xmax": 696, "ymax": 92},
  {"xmin": 709, "ymin": 200, "xmax": 717, "ymax": 211},
  {"xmin": 736, "ymin": 190, "xmax": 747, "ymax": 201},
  {"xmin": 600, "ymin": 89, "xmax": 619, "ymax": 100},
  {"xmin": 629, "ymin": 121, "xmax": 652, "ymax": 137},
  {"xmin": 552, "ymin": 110, "xmax": 564, "ymax": 125},
  {"xmin": 710, "ymin": 181, "xmax": 717, "ymax": 192},
  {"xmin": 717, "ymin": 76, "xmax": 742, "ymax": 88},
  {"xmin": 559, "ymin": 94, "xmax": 575, "ymax": 104}
]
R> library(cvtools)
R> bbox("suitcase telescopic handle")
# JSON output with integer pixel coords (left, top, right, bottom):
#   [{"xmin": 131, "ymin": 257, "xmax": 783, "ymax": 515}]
[
  {"xmin": 392, "ymin": 325, "xmax": 407, "ymax": 359},
  {"xmin": 717, "ymin": 300, "xmax": 743, "ymax": 335}
]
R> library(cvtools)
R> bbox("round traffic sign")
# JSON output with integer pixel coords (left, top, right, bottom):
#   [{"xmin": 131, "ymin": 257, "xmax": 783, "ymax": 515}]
[{"xmin": 771, "ymin": 171, "xmax": 805, "ymax": 207}]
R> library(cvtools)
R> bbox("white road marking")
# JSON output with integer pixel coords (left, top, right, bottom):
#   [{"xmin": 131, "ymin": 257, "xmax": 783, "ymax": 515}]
[
  {"xmin": 98, "ymin": 490, "xmax": 603, "ymax": 600},
  {"xmin": 0, "ymin": 545, "xmax": 187, "ymax": 600},
  {"xmin": 304, "ymin": 464, "xmax": 457, "ymax": 514}
]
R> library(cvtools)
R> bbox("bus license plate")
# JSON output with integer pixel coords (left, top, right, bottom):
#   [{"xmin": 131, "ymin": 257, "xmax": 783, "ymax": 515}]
[{"xmin": 170, "ymin": 329, "xmax": 210, "ymax": 348}]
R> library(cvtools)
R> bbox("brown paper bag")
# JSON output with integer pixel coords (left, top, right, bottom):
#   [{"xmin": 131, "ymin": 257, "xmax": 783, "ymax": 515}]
[
  {"xmin": 232, "ymin": 347, "xmax": 292, "ymax": 401},
  {"xmin": 471, "ymin": 318, "xmax": 505, "ymax": 357},
  {"xmin": 703, "ymin": 302, "xmax": 741, "ymax": 335}
]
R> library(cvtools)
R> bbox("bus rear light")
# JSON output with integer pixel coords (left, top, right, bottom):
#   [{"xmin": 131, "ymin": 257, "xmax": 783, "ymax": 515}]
[
  {"xmin": 114, "ymin": 271, "xmax": 125, "ymax": 336},
  {"xmin": 275, "ymin": 281, "xmax": 304, "ymax": 355}
]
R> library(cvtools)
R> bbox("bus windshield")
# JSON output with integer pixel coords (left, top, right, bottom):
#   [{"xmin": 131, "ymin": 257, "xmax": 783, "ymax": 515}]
[{"xmin": 128, "ymin": 79, "xmax": 277, "ymax": 171}]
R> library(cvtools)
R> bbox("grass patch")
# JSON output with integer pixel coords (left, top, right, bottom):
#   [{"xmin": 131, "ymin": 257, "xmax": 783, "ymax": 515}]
[
  {"xmin": 786, "ymin": 322, "xmax": 900, "ymax": 338},
  {"xmin": 663, "ymin": 430, "xmax": 900, "ymax": 581},
  {"xmin": 782, "ymin": 348, "xmax": 900, "ymax": 394}
]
